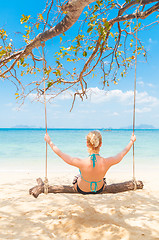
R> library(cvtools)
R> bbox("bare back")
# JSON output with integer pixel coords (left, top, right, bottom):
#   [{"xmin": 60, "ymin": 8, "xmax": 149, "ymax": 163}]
[{"xmin": 76, "ymin": 155, "xmax": 112, "ymax": 192}]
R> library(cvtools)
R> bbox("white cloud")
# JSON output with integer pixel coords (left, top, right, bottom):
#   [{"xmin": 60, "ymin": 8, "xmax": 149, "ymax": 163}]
[
  {"xmin": 78, "ymin": 109, "xmax": 96, "ymax": 114},
  {"xmin": 28, "ymin": 87, "xmax": 159, "ymax": 111},
  {"xmin": 137, "ymin": 80, "xmax": 155, "ymax": 88},
  {"xmin": 104, "ymin": 61, "xmax": 109, "ymax": 65},
  {"xmin": 29, "ymin": 90, "xmax": 74, "ymax": 102},
  {"xmin": 135, "ymin": 107, "xmax": 151, "ymax": 113},
  {"xmin": 11, "ymin": 105, "xmax": 28, "ymax": 112},
  {"xmin": 85, "ymin": 88, "xmax": 159, "ymax": 111},
  {"xmin": 113, "ymin": 112, "xmax": 119, "ymax": 116},
  {"xmin": 148, "ymin": 38, "xmax": 158, "ymax": 44},
  {"xmin": 55, "ymin": 91, "xmax": 74, "ymax": 100},
  {"xmin": 137, "ymin": 81, "xmax": 144, "ymax": 87},
  {"xmin": 86, "ymin": 87, "xmax": 134, "ymax": 104},
  {"xmin": 11, "ymin": 107, "xmax": 19, "ymax": 111},
  {"xmin": 147, "ymin": 83, "xmax": 154, "ymax": 88},
  {"xmin": 136, "ymin": 91, "xmax": 159, "ymax": 106},
  {"xmin": 5, "ymin": 103, "xmax": 13, "ymax": 107},
  {"xmin": 149, "ymin": 38, "xmax": 152, "ymax": 43}
]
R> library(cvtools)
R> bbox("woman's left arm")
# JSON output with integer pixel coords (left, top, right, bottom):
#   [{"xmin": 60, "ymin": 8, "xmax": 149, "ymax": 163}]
[{"xmin": 44, "ymin": 133, "xmax": 82, "ymax": 168}]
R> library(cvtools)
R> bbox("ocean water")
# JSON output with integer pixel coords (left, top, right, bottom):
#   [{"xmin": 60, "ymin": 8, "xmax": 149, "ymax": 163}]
[{"xmin": 0, "ymin": 129, "xmax": 158, "ymax": 174}]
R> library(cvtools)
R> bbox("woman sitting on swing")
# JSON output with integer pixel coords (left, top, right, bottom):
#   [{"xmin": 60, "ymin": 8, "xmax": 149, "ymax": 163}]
[{"xmin": 44, "ymin": 131, "xmax": 136, "ymax": 195}]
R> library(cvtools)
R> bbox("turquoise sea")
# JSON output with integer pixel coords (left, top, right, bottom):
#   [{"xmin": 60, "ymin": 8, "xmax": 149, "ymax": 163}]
[{"xmin": 0, "ymin": 129, "xmax": 158, "ymax": 174}]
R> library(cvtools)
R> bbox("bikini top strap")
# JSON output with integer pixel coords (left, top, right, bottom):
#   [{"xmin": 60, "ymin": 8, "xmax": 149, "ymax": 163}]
[
  {"xmin": 80, "ymin": 175, "xmax": 102, "ymax": 192},
  {"xmin": 78, "ymin": 154, "xmax": 101, "ymax": 192},
  {"xmin": 89, "ymin": 153, "xmax": 99, "ymax": 168}
]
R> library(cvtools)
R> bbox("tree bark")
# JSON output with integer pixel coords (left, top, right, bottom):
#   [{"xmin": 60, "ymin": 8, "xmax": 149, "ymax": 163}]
[
  {"xmin": 29, "ymin": 178, "xmax": 144, "ymax": 198},
  {"xmin": 14, "ymin": 0, "xmax": 96, "ymax": 56}
]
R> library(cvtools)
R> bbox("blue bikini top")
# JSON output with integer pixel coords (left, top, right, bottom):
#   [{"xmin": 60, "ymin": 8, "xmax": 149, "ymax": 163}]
[{"xmin": 79, "ymin": 153, "xmax": 102, "ymax": 192}]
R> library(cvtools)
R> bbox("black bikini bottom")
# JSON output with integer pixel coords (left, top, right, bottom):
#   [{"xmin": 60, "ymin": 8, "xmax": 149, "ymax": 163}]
[{"xmin": 77, "ymin": 184, "xmax": 104, "ymax": 195}]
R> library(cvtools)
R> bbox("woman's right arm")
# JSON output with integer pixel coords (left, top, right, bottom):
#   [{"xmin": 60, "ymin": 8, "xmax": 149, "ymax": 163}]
[
  {"xmin": 44, "ymin": 133, "xmax": 82, "ymax": 168},
  {"xmin": 106, "ymin": 134, "xmax": 136, "ymax": 167}
]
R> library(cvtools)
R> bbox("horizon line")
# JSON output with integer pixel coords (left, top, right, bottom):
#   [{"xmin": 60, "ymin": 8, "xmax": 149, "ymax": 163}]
[{"xmin": 0, "ymin": 127, "xmax": 158, "ymax": 130}]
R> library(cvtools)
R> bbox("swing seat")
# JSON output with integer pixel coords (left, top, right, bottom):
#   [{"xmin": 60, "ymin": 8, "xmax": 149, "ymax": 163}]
[{"xmin": 29, "ymin": 178, "xmax": 144, "ymax": 198}]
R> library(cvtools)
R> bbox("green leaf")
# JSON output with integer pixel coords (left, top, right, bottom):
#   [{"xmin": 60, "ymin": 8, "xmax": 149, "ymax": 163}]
[
  {"xmin": 87, "ymin": 26, "xmax": 93, "ymax": 33},
  {"xmin": 83, "ymin": 51, "xmax": 87, "ymax": 57},
  {"xmin": 88, "ymin": 46, "xmax": 93, "ymax": 50},
  {"xmin": 20, "ymin": 14, "xmax": 31, "ymax": 24},
  {"xmin": 0, "ymin": 49, "xmax": 7, "ymax": 57},
  {"xmin": 96, "ymin": 0, "xmax": 103, "ymax": 6},
  {"xmin": 20, "ymin": 58, "xmax": 24, "ymax": 65},
  {"xmin": 104, "ymin": 21, "xmax": 110, "ymax": 30},
  {"xmin": 47, "ymin": 81, "xmax": 54, "ymax": 88},
  {"xmin": 23, "ymin": 63, "xmax": 27, "ymax": 67}
]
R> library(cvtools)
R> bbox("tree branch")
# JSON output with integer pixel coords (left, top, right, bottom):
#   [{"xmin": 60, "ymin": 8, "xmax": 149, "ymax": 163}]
[{"xmin": 111, "ymin": 1, "xmax": 159, "ymax": 25}]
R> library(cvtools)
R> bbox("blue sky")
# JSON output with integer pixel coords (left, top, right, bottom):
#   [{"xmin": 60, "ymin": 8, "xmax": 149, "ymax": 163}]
[{"xmin": 0, "ymin": 0, "xmax": 159, "ymax": 128}]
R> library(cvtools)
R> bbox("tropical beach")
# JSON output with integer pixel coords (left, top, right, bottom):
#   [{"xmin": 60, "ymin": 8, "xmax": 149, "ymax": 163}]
[
  {"xmin": 0, "ymin": 166, "xmax": 159, "ymax": 239},
  {"xmin": 1, "ymin": 0, "xmax": 159, "ymax": 239},
  {"xmin": 0, "ymin": 129, "xmax": 159, "ymax": 240}
]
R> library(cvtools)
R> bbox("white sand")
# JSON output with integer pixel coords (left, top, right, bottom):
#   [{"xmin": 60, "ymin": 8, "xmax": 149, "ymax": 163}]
[{"xmin": 0, "ymin": 168, "xmax": 159, "ymax": 240}]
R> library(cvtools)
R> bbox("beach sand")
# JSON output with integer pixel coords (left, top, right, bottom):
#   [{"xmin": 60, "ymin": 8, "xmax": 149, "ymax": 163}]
[{"xmin": 0, "ymin": 168, "xmax": 159, "ymax": 240}]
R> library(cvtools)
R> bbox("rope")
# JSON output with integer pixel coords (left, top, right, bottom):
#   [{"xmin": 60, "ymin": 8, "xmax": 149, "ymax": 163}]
[
  {"xmin": 132, "ymin": 1, "xmax": 142, "ymax": 190},
  {"xmin": 42, "ymin": 44, "xmax": 49, "ymax": 194},
  {"xmin": 132, "ymin": 18, "xmax": 137, "ymax": 190}
]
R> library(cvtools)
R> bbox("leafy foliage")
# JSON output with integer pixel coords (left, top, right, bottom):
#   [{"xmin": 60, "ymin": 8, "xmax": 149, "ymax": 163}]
[{"xmin": 0, "ymin": 0, "xmax": 158, "ymax": 106}]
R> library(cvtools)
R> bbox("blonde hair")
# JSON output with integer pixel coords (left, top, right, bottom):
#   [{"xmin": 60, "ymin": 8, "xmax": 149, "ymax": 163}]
[{"xmin": 86, "ymin": 131, "xmax": 102, "ymax": 151}]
